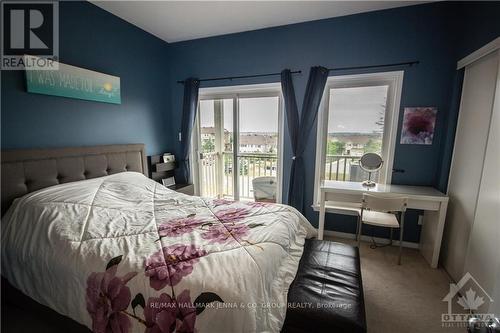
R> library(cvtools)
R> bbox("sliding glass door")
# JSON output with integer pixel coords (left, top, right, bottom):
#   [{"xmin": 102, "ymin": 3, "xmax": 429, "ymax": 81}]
[{"xmin": 195, "ymin": 86, "xmax": 282, "ymax": 202}]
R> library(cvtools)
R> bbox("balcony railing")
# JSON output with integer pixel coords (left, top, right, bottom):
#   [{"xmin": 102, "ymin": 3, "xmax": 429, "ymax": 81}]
[
  {"xmin": 200, "ymin": 153, "xmax": 374, "ymax": 199},
  {"xmin": 199, "ymin": 152, "xmax": 219, "ymax": 198},
  {"xmin": 325, "ymin": 155, "xmax": 361, "ymax": 181},
  {"xmin": 200, "ymin": 152, "xmax": 277, "ymax": 200},
  {"xmin": 325, "ymin": 154, "xmax": 380, "ymax": 182}
]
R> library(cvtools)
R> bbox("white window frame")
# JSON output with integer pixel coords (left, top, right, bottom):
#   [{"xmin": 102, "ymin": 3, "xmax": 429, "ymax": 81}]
[
  {"xmin": 312, "ymin": 70, "xmax": 404, "ymax": 207},
  {"xmin": 191, "ymin": 82, "xmax": 285, "ymax": 203}
]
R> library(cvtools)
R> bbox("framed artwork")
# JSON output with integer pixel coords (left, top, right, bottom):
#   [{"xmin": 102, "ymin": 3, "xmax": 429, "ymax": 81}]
[
  {"xmin": 400, "ymin": 107, "xmax": 437, "ymax": 145},
  {"xmin": 25, "ymin": 56, "xmax": 121, "ymax": 104}
]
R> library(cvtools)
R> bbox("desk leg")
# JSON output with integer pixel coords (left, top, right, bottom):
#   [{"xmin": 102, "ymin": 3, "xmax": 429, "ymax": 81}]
[
  {"xmin": 318, "ymin": 191, "xmax": 325, "ymax": 240},
  {"xmin": 420, "ymin": 202, "xmax": 448, "ymax": 268}
]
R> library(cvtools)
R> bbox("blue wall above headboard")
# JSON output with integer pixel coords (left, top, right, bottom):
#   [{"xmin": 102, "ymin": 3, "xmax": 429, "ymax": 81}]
[{"xmin": 1, "ymin": 1, "xmax": 172, "ymax": 155}]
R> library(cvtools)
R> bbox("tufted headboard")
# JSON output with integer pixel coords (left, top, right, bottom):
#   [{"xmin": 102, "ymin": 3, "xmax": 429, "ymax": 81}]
[{"xmin": 1, "ymin": 144, "xmax": 148, "ymax": 216}]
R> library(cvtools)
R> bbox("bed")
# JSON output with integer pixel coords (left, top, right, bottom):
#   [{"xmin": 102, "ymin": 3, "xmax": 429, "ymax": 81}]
[{"xmin": 1, "ymin": 144, "xmax": 316, "ymax": 333}]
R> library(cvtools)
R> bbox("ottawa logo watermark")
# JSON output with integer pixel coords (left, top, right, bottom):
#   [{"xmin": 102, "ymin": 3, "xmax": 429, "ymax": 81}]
[
  {"xmin": 442, "ymin": 272, "xmax": 495, "ymax": 328},
  {"xmin": 1, "ymin": 1, "xmax": 59, "ymax": 70}
]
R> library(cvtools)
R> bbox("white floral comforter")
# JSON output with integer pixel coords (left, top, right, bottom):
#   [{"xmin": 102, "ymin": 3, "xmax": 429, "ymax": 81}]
[{"xmin": 1, "ymin": 172, "xmax": 316, "ymax": 333}]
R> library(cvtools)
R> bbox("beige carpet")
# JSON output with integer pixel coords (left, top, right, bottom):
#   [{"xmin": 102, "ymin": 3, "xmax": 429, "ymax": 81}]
[{"xmin": 326, "ymin": 237, "xmax": 466, "ymax": 333}]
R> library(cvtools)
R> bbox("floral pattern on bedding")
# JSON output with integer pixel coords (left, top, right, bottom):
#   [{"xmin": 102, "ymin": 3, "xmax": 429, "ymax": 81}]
[
  {"xmin": 145, "ymin": 244, "xmax": 207, "ymax": 289},
  {"xmin": 86, "ymin": 257, "xmax": 137, "ymax": 333},
  {"xmin": 86, "ymin": 254, "xmax": 222, "ymax": 333},
  {"xmin": 85, "ymin": 199, "xmax": 271, "ymax": 333},
  {"xmin": 1, "ymin": 172, "xmax": 316, "ymax": 333}
]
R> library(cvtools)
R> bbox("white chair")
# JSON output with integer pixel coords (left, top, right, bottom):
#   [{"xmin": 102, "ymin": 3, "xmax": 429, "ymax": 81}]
[
  {"xmin": 252, "ymin": 176, "xmax": 277, "ymax": 202},
  {"xmin": 325, "ymin": 193, "xmax": 363, "ymax": 242},
  {"xmin": 358, "ymin": 194, "xmax": 408, "ymax": 265}
]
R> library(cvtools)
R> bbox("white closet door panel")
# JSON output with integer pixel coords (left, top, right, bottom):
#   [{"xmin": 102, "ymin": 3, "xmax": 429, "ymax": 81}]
[
  {"xmin": 464, "ymin": 51, "xmax": 500, "ymax": 311},
  {"xmin": 443, "ymin": 51, "xmax": 499, "ymax": 281}
]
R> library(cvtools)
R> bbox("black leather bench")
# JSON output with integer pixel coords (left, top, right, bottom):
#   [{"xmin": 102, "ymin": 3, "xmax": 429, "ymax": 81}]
[{"xmin": 283, "ymin": 240, "xmax": 367, "ymax": 333}]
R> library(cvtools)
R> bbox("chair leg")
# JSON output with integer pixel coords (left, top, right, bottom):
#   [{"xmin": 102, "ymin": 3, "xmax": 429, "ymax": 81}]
[
  {"xmin": 355, "ymin": 215, "xmax": 360, "ymax": 241},
  {"xmin": 357, "ymin": 218, "xmax": 362, "ymax": 248},
  {"xmin": 398, "ymin": 213, "xmax": 405, "ymax": 265}
]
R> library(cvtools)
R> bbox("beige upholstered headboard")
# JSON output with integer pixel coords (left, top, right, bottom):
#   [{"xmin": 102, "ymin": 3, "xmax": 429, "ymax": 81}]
[{"xmin": 1, "ymin": 144, "xmax": 148, "ymax": 216}]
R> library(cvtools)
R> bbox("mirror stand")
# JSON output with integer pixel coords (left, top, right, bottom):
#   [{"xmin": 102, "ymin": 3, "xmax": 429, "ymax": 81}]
[{"xmin": 362, "ymin": 172, "xmax": 377, "ymax": 187}]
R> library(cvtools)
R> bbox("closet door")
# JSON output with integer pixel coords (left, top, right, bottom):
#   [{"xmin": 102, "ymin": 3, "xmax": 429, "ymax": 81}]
[
  {"xmin": 442, "ymin": 51, "xmax": 499, "ymax": 282},
  {"xmin": 463, "ymin": 51, "xmax": 500, "ymax": 313}
]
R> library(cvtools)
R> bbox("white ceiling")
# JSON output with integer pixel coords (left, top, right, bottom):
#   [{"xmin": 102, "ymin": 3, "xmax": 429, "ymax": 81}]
[{"xmin": 91, "ymin": 1, "xmax": 429, "ymax": 43}]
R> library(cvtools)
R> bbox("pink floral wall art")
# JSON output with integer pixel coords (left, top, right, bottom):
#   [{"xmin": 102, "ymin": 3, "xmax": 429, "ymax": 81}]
[{"xmin": 400, "ymin": 107, "xmax": 437, "ymax": 145}]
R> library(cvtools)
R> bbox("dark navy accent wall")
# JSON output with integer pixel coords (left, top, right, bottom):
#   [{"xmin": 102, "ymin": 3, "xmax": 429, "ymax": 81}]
[
  {"xmin": 168, "ymin": 2, "xmax": 500, "ymax": 242},
  {"xmin": 436, "ymin": 2, "xmax": 500, "ymax": 191},
  {"xmin": 2, "ymin": 1, "xmax": 499, "ymax": 243},
  {"xmin": 1, "ymin": 1, "xmax": 172, "ymax": 155}
]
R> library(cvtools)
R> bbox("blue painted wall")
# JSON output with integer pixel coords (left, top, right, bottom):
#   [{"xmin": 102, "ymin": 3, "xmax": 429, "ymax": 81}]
[
  {"xmin": 1, "ymin": 1, "xmax": 171, "ymax": 155},
  {"xmin": 167, "ymin": 2, "xmax": 500, "ymax": 242},
  {"xmin": 436, "ymin": 2, "xmax": 500, "ymax": 191},
  {"xmin": 2, "ymin": 1, "xmax": 499, "ymax": 243}
]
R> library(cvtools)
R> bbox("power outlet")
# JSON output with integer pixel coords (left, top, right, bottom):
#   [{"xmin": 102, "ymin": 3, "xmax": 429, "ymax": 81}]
[{"xmin": 418, "ymin": 215, "xmax": 424, "ymax": 225}]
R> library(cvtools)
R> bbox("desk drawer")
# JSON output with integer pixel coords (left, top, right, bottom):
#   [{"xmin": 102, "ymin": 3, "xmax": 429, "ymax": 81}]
[
  {"xmin": 325, "ymin": 192, "xmax": 362, "ymax": 203},
  {"xmin": 407, "ymin": 199, "xmax": 440, "ymax": 211}
]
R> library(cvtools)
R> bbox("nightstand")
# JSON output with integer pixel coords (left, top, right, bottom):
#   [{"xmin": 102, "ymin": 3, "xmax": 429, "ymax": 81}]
[
  {"xmin": 167, "ymin": 184, "xmax": 194, "ymax": 195},
  {"xmin": 147, "ymin": 154, "xmax": 194, "ymax": 195}
]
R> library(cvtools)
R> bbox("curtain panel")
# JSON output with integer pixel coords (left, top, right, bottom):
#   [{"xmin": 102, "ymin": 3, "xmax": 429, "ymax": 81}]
[
  {"xmin": 179, "ymin": 78, "xmax": 200, "ymax": 184},
  {"xmin": 282, "ymin": 66, "xmax": 328, "ymax": 213},
  {"xmin": 281, "ymin": 69, "xmax": 300, "ymax": 206}
]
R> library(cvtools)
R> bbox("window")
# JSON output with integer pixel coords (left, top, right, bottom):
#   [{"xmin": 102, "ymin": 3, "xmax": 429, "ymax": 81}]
[{"xmin": 313, "ymin": 71, "xmax": 404, "ymax": 205}]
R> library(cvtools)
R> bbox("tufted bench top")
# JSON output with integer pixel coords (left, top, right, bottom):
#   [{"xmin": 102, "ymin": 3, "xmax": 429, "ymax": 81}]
[{"xmin": 283, "ymin": 240, "xmax": 367, "ymax": 333}]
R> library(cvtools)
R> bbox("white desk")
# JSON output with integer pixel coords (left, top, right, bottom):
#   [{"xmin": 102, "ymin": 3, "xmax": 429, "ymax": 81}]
[{"xmin": 318, "ymin": 180, "xmax": 449, "ymax": 268}]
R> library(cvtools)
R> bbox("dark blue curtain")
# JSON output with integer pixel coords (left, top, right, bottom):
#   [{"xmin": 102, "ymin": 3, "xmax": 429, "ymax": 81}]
[
  {"xmin": 281, "ymin": 69, "xmax": 300, "ymax": 204},
  {"xmin": 282, "ymin": 66, "xmax": 328, "ymax": 212},
  {"xmin": 179, "ymin": 78, "xmax": 200, "ymax": 184}
]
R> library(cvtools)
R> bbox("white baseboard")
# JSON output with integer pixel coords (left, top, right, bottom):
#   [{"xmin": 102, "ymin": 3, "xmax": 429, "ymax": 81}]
[{"xmin": 322, "ymin": 230, "xmax": 420, "ymax": 249}]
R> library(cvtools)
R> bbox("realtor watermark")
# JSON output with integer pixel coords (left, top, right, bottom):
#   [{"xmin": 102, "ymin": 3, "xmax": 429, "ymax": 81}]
[
  {"xmin": 1, "ymin": 1, "xmax": 59, "ymax": 70},
  {"xmin": 148, "ymin": 301, "xmax": 352, "ymax": 311},
  {"xmin": 442, "ymin": 272, "xmax": 495, "ymax": 328}
]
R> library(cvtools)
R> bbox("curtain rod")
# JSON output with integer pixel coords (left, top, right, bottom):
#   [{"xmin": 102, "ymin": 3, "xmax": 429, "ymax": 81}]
[
  {"xmin": 177, "ymin": 70, "xmax": 301, "ymax": 84},
  {"xmin": 328, "ymin": 61, "xmax": 419, "ymax": 72}
]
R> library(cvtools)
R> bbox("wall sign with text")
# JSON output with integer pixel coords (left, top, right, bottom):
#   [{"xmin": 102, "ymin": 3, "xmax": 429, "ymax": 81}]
[{"xmin": 25, "ymin": 56, "xmax": 121, "ymax": 104}]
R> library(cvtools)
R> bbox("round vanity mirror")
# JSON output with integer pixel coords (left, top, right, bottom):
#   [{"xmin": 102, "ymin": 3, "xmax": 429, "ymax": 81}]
[{"xmin": 359, "ymin": 153, "xmax": 383, "ymax": 187}]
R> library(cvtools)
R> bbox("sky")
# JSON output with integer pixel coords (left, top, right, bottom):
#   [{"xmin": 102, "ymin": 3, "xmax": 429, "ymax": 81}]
[
  {"xmin": 327, "ymin": 85, "xmax": 388, "ymax": 134},
  {"xmin": 200, "ymin": 85, "xmax": 387, "ymax": 134},
  {"xmin": 200, "ymin": 97, "xmax": 279, "ymax": 133}
]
